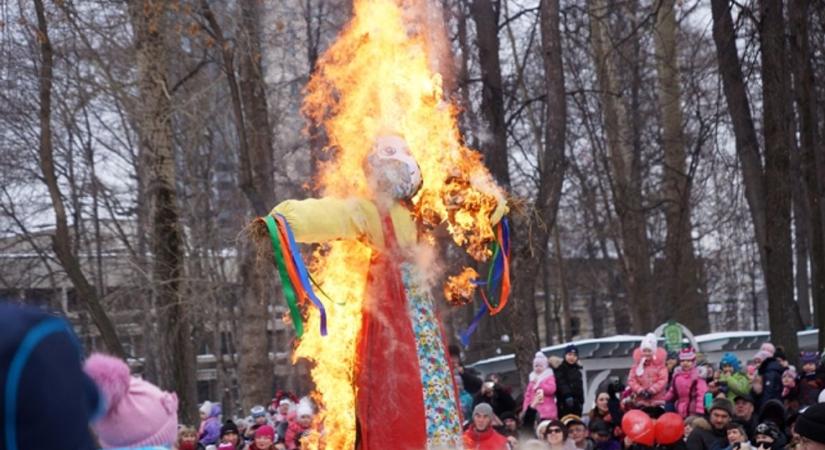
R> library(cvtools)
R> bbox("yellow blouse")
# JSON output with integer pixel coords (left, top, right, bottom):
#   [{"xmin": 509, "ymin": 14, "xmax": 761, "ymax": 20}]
[{"xmin": 271, "ymin": 197, "xmax": 417, "ymax": 250}]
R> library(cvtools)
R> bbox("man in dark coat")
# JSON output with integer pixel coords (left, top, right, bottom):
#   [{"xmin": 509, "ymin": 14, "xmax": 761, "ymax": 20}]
[
  {"xmin": 472, "ymin": 379, "xmax": 517, "ymax": 418},
  {"xmin": 450, "ymin": 344, "xmax": 483, "ymax": 395},
  {"xmin": 556, "ymin": 344, "xmax": 585, "ymax": 417},
  {"xmin": 686, "ymin": 398, "xmax": 733, "ymax": 450}
]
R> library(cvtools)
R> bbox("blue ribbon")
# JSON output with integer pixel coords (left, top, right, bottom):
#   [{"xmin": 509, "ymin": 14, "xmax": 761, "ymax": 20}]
[
  {"xmin": 460, "ymin": 218, "xmax": 511, "ymax": 346},
  {"xmin": 275, "ymin": 213, "xmax": 328, "ymax": 336},
  {"xmin": 460, "ymin": 303, "xmax": 489, "ymax": 347}
]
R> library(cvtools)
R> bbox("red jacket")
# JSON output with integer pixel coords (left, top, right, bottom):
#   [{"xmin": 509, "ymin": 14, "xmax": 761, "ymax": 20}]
[{"xmin": 463, "ymin": 427, "xmax": 510, "ymax": 450}]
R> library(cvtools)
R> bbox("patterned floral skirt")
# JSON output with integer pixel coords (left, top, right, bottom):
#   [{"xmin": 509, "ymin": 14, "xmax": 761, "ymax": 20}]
[{"xmin": 400, "ymin": 263, "xmax": 464, "ymax": 448}]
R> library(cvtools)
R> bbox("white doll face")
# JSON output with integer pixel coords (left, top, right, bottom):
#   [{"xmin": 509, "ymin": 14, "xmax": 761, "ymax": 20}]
[{"xmin": 364, "ymin": 135, "xmax": 422, "ymax": 200}]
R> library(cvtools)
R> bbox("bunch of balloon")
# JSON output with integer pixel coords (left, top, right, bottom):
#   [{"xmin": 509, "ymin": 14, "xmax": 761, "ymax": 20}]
[{"xmin": 621, "ymin": 411, "xmax": 685, "ymax": 447}]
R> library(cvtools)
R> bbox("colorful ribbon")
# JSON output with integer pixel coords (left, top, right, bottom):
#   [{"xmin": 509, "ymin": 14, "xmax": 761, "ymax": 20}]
[
  {"xmin": 262, "ymin": 215, "xmax": 328, "ymax": 338},
  {"xmin": 460, "ymin": 217, "xmax": 511, "ymax": 346},
  {"xmin": 274, "ymin": 214, "xmax": 328, "ymax": 336}
]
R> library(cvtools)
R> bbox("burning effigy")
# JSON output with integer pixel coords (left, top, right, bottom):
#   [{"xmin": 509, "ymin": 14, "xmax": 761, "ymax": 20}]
[{"xmin": 250, "ymin": 1, "xmax": 510, "ymax": 449}]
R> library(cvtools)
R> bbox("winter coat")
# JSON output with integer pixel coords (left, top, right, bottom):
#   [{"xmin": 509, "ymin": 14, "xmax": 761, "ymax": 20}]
[
  {"xmin": 555, "ymin": 361, "xmax": 585, "ymax": 417},
  {"xmin": 797, "ymin": 372, "xmax": 824, "ymax": 407},
  {"xmin": 665, "ymin": 367, "xmax": 707, "ymax": 418},
  {"xmin": 284, "ymin": 420, "xmax": 310, "ymax": 450},
  {"xmin": 627, "ymin": 348, "xmax": 669, "ymax": 407},
  {"xmin": 594, "ymin": 439, "xmax": 621, "ymax": 450},
  {"xmin": 462, "ymin": 427, "xmax": 510, "ymax": 450},
  {"xmin": 199, "ymin": 404, "xmax": 222, "ymax": 446},
  {"xmin": 460, "ymin": 389, "xmax": 475, "ymax": 420},
  {"xmin": 757, "ymin": 358, "xmax": 784, "ymax": 403},
  {"xmin": 474, "ymin": 385, "xmax": 517, "ymax": 417},
  {"xmin": 523, "ymin": 368, "xmax": 558, "ymax": 420},
  {"xmin": 686, "ymin": 426, "xmax": 727, "ymax": 450},
  {"xmin": 718, "ymin": 372, "xmax": 750, "ymax": 401}
]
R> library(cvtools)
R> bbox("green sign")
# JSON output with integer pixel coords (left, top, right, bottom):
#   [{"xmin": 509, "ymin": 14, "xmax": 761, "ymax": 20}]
[{"xmin": 663, "ymin": 321, "xmax": 683, "ymax": 354}]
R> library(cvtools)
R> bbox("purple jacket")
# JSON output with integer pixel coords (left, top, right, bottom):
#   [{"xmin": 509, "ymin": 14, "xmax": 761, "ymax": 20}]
[{"xmin": 199, "ymin": 404, "xmax": 222, "ymax": 445}]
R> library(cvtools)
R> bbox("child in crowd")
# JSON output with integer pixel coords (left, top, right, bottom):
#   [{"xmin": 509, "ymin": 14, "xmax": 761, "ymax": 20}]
[
  {"xmin": 84, "ymin": 352, "xmax": 179, "ymax": 449},
  {"xmin": 797, "ymin": 352, "xmax": 824, "ymax": 407},
  {"xmin": 284, "ymin": 399, "xmax": 316, "ymax": 450},
  {"xmin": 665, "ymin": 347, "xmax": 707, "ymax": 418},
  {"xmin": 781, "ymin": 366, "xmax": 800, "ymax": 412},
  {"xmin": 173, "ymin": 428, "xmax": 205, "ymax": 450}
]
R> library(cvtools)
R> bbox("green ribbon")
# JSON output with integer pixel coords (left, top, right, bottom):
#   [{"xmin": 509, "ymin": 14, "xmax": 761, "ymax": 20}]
[
  {"xmin": 486, "ymin": 241, "xmax": 501, "ymax": 308},
  {"xmin": 263, "ymin": 215, "xmax": 304, "ymax": 338}
]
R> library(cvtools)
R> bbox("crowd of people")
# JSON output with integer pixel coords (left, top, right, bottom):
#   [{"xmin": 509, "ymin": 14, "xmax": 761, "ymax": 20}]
[
  {"xmin": 176, "ymin": 393, "xmax": 318, "ymax": 450},
  {"xmin": 456, "ymin": 337, "xmax": 825, "ymax": 450},
  {"xmin": 5, "ymin": 304, "xmax": 825, "ymax": 450}
]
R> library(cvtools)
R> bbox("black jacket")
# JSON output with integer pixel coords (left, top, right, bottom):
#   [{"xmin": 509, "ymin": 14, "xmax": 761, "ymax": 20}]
[
  {"xmin": 555, "ymin": 360, "xmax": 585, "ymax": 417},
  {"xmin": 686, "ymin": 427, "xmax": 727, "ymax": 450},
  {"xmin": 472, "ymin": 385, "xmax": 517, "ymax": 417},
  {"xmin": 757, "ymin": 358, "xmax": 784, "ymax": 404}
]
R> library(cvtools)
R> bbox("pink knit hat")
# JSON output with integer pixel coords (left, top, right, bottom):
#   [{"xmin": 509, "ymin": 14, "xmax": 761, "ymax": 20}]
[
  {"xmin": 679, "ymin": 347, "xmax": 696, "ymax": 361},
  {"xmin": 84, "ymin": 353, "xmax": 179, "ymax": 448}
]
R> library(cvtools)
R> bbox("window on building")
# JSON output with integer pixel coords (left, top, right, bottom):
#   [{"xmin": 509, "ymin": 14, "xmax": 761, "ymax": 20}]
[{"xmin": 570, "ymin": 316, "xmax": 581, "ymax": 338}]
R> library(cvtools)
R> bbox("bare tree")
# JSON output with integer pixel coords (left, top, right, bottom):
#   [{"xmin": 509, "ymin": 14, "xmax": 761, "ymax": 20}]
[
  {"xmin": 32, "ymin": 0, "xmax": 125, "ymax": 358},
  {"xmin": 652, "ymin": 0, "xmax": 708, "ymax": 332},
  {"xmin": 710, "ymin": 0, "xmax": 800, "ymax": 359},
  {"xmin": 789, "ymin": 0, "xmax": 825, "ymax": 347},
  {"xmin": 126, "ymin": 0, "xmax": 197, "ymax": 425},
  {"xmin": 588, "ymin": 0, "xmax": 655, "ymax": 332}
]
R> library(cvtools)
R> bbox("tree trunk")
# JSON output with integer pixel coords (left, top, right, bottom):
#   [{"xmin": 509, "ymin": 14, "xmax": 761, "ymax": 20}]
[
  {"xmin": 709, "ymin": 0, "xmax": 767, "ymax": 261},
  {"xmin": 789, "ymin": 0, "xmax": 825, "ymax": 346},
  {"xmin": 469, "ymin": 0, "xmax": 510, "ymax": 187},
  {"xmin": 653, "ymin": 0, "xmax": 708, "ymax": 333},
  {"xmin": 33, "ymin": 0, "xmax": 125, "ymax": 358},
  {"xmin": 239, "ymin": 0, "xmax": 280, "ymax": 410},
  {"xmin": 588, "ymin": 0, "xmax": 655, "ymax": 333},
  {"xmin": 127, "ymin": 0, "xmax": 197, "ymax": 425},
  {"xmin": 199, "ymin": 0, "xmax": 280, "ymax": 411},
  {"xmin": 759, "ymin": 0, "xmax": 800, "ymax": 362}
]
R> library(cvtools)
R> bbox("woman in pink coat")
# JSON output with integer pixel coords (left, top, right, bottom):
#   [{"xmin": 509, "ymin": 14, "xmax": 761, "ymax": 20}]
[
  {"xmin": 627, "ymin": 333, "xmax": 669, "ymax": 408},
  {"xmin": 523, "ymin": 351, "xmax": 558, "ymax": 420},
  {"xmin": 664, "ymin": 347, "xmax": 707, "ymax": 417}
]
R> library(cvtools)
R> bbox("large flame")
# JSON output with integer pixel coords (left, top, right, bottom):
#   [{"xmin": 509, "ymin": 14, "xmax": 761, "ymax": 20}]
[{"xmin": 293, "ymin": 0, "xmax": 505, "ymax": 448}]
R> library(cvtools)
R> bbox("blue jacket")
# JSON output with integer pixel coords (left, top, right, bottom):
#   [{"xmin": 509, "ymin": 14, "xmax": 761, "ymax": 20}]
[{"xmin": 1, "ymin": 303, "xmax": 101, "ymax": 450}]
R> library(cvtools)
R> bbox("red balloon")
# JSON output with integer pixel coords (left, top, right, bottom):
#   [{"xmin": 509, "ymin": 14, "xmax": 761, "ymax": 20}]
[
  {"xmin": 655, "ymin": 412, "xmax": 685, "ymax": 445},
  {"xmin": 622, "ymin": 410, "xmax": 655, "ymax": 446}
]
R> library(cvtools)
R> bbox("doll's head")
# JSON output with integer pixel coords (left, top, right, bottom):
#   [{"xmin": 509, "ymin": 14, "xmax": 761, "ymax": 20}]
[{"xmin": 363, "ymin": 134, "xmax": 422, "ymax": 201}]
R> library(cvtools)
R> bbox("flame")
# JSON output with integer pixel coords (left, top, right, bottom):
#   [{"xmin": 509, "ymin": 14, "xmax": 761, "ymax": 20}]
[
  {"xmin": 292, "ymin": 0, "xmax": 506, "ymax": 448},
  {"xmin": 444, "ymin": 267, "xmax": 479, "ymax": 306}
]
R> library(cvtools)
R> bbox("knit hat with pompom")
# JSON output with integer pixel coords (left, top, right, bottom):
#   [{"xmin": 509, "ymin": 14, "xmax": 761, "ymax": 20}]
[{"xmin": 84, "ymin": 353, "xmax": 178, "ymax": 448}]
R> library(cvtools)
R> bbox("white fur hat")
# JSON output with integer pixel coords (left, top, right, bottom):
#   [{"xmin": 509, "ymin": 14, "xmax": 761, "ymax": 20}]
[
  {"xmin": 640, "ymin": 333, "xmax": 657, "ymax": 351},
  {"xmin": 533, "ymin": 351, "xmax": 548, "ymax": 369},
  {"xmin": 296, "ymin": 397, "xmax": 314, "ymax": 418}
]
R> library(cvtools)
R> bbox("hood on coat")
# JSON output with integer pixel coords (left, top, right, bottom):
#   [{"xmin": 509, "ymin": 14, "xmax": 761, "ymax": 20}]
[{"xmin": 758, "ymin": 399, "xmax": 786, "ymax": 430}]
